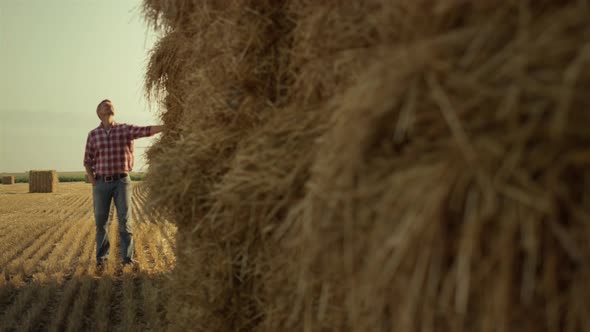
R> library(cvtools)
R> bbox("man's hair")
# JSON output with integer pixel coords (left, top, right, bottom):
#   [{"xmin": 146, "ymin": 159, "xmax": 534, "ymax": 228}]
[{"xmin": 96, "ymin": 99, "xmax": 111, "ymax": 112}]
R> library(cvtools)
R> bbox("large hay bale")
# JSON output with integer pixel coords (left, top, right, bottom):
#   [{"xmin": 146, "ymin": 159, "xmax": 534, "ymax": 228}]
[
  {"xmin": 1, "ymin": 176, "xmax": 15, "ymax": 185},
  {"xmin": 29, "ymin": 170, "xmax": 58, "ymax": 193},
  {"xmin": 143, "ymin": 0, "xmax": 590, "ymax": 331}
]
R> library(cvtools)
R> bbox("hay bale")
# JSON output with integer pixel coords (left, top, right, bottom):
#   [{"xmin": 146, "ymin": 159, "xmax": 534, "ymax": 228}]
[
  {"xmin": 29, "ymin": 170, "xmax": 58, "ymax": 193},
  {"xmin": 1, "ymin": 176, "xmax": 15, "ymax": 185},
  {"xmin": 143, "ymin": 0, "xmax": 590, "ymax": 331}
]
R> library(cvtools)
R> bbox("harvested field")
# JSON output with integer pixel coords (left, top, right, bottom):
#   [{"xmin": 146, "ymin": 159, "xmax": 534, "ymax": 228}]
[{"xmin": 0, "ymin": 182, "xmax": 176, "ymax": 331}]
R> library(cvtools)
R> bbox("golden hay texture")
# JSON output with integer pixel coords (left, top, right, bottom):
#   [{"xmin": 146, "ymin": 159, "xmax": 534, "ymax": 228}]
[
  {"xmin": 29, "ymin": 170, "xmax": 58, "ymax": 193},
  {"xmin": 2, "ymin": 176, "xmax": 15, "ymax": 185},
  {"xmin": 144, "ymin": 0, "xmax": 292, "ymax": 222},
  {"xmin": 143, "ymin": 0, "xmax": 590, "ymax": 331}
]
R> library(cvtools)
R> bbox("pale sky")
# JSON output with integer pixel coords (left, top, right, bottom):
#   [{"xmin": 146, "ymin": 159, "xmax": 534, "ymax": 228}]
[{"xmin": 0, "ymin": 0, "xmax": 161, "ymax": 173}]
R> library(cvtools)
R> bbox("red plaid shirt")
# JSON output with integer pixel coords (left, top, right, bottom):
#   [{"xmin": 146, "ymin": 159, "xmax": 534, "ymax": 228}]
[{"xmin": 84, "ymin": 122, "xmax": 152, "ymax": 175}]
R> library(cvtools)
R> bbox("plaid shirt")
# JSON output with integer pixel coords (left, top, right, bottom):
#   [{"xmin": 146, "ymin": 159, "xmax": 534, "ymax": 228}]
[{"xmin": 84, "ymin": 122, "xmax": 152, "ymax": 175}]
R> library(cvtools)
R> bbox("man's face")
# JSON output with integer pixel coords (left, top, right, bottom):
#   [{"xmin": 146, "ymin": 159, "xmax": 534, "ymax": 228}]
[{"xmin": 97, "ymin": 101, "xmax": 115, "ymax": 121}]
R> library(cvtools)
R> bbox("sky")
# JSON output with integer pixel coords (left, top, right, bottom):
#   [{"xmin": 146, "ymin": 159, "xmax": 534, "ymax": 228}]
[{"xmin": 0, "ymin": 0, "xmax": 161, "ymax": 173}]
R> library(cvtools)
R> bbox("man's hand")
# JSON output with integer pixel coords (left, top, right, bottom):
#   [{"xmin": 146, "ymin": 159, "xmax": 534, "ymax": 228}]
[
  {"xmin": 150, "ymin": 125, "xmax": 163, "ymax": 136},
  {"xmin": 88, "ymin": 173, "xmax": 96, "ymax": 186},
  {"xmin": 85, "ymin": 165, "xmax": 96, "ymax": 186}
]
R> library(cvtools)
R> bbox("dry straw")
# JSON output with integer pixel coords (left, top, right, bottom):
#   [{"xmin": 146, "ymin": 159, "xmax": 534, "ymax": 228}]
[
  {"xmin": 29, "ymin": 170, "xmax": 58, "ymax": 193},
  {"xmin": 143, "ymin": 0, "xmax": 590, "ymax": 331},
  {"xmin": 2, "ymin": 176, "xmax": 15, "ymax": 185}
]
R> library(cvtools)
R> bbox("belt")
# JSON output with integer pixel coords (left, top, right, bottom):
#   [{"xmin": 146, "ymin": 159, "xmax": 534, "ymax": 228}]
[{"xmin": 96, "ymin": 173, "xmax": 128, "ymax": 182}]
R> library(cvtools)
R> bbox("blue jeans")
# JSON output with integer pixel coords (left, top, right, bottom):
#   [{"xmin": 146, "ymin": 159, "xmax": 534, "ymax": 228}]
[{"xmin": 93, "ymin": 176, "xmax": 134, "ymax": 264}]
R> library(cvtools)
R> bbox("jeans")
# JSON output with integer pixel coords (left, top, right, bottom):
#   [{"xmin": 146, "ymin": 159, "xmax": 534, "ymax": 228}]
[{"xmin": 93, "ymin": 176, "xmax": 134, "ymax": 264}]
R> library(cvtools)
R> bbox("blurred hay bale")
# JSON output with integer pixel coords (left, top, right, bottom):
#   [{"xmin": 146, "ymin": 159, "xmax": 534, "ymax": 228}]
[
  {"xmin": 29, "ymin": 170, "xmax": 58, "ymax": 193},
  {"xmin": 2, "ymin": 176, "xmax": 15, "ymax": 185},
  {"xmin": 143, "ymin": 0, "xmax": 590, "ymax": 331},
  {"xmin": 278, "ymin": 2, "xmax": 590, "ymax": 331}
]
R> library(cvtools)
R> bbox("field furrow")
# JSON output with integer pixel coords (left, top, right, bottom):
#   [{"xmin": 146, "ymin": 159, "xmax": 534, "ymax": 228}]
[
  {"xmin": 0, "ymin": 217, "xmax": 59, "ymax": 246},
  {"xmin": 133, "ymin": 225, "xmax": 151, "ymax": 330},
  {"xmin": 64, "ymin": 275, "xmax": 95, "ymax": 332},
  {"xmin": 131, "ymin": 192, "xmax": 147, "ymax": 225},
  {"xmin": 0, "ymin": 219, "xmax": 27, "ymax": 236},
  {"xmin": 6, "ymin": 216, "xmax": 75, "ymax": 277},
  {"xmin": 0, "ymin": 280, "xmax": 40, "ymax": 332},
  {"xmin": 17, "ymin": 279, "xmax": 58, "ymax": 332},
  {"xmin": 45, "ymin": 217, "xmax": 94, "ymax": 276},
  {"xmin": 120, "ymin": 271, "xmax": 137, "ymax": 332},
  {"xmin": 20, "ymin": 217, "xmax": 88, "ymax": 277},
  {"xmin": 48, "ymin": 226, "xmax": 96, "ymax": 332},
  {"xmin": 140, "ymin": 276, "xmax": 163, "ymax": 331},
  {"xmin": 0, "ymin": 220, "xmax": 62, "ymax": 270},
  {"xmin": 90, "ymin": 210, "xmax": 121, "ymax": 332}
]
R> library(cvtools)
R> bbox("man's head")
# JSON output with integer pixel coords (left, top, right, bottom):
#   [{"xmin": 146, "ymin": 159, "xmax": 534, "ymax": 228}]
[{"xmin": 96, "ymin": 99, "xmax": 115, "ymax": 122}]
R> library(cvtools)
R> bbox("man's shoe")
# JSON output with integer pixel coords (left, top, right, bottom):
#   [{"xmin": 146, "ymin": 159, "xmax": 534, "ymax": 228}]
[
  {"xmin": 122, "ymin": 259, "xmax": 139, "ymax": 272},
  {"xmin": 96, "ymin": 258, "xmax": 108, "ymax": 272}
]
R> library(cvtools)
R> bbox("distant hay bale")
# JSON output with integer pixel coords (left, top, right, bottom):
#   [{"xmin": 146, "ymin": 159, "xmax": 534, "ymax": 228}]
[
  {"xmin": 2, "ymin": 176, "xmax": 15, "ymax": 185},
  {"xmin": 29, "ymin": 170, "xmax": 58, "ymax": 193},
  {"xmin": 143, "ymin": 0, "xmax": 590, "ymax": 331}
]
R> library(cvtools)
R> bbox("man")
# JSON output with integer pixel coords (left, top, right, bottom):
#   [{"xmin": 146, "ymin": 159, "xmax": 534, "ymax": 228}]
[{"xmin": 84, "ymin": 99, "xmax": 162, "ymax": 270}]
